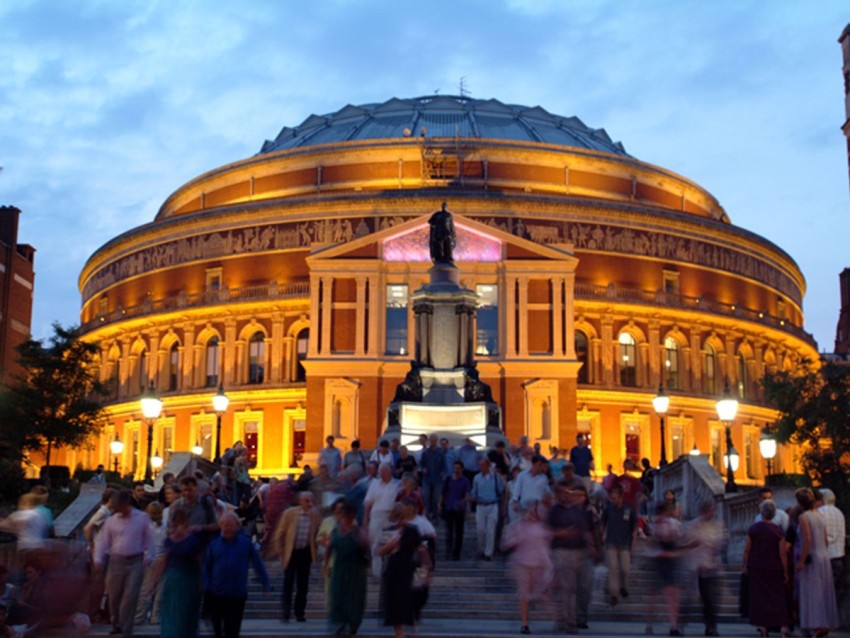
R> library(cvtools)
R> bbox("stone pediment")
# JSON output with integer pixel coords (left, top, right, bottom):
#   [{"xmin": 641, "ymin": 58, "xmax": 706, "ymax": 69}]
[{"xmin": 307, "ymin": 211, "xmax": 577, "ymax": 266}]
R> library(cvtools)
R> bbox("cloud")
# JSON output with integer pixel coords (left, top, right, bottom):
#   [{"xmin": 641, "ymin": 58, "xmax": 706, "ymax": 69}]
[{"xmin": 1, "ymin": 0, "xmax": 848, "ymax": 348}]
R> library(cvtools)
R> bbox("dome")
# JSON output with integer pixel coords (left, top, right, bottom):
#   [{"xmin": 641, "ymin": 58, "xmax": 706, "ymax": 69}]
[{"xmin": 259, "ymin": 96, "xmax": 629, "ymax": 156}]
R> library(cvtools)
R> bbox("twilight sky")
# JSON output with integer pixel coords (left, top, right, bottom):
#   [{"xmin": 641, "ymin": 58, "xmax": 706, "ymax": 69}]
[{"xmin": 1, "ymin": 1, "xmax": 848, "ymax": 350}]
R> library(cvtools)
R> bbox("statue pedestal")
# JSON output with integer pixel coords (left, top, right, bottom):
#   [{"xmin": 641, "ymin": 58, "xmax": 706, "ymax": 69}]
[
  {"xmin": 386, "ymin": 402, "xmax": 502, "ymax": 449},
  {"xmin": 385, "ymin": 205, "xmax": 502, "ymax": 449}
]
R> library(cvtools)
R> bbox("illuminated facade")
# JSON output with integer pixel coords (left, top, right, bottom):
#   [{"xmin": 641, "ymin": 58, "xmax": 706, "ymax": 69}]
[{"xmin": 70, "ymin": 96, "xmax": 817, "ymax": 482}]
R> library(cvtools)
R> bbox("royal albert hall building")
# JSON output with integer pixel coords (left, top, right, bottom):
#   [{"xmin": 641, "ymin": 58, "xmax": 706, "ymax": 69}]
[{"xmin": 70, "ymin": 96, "xmax": 817, "ymax": 482}]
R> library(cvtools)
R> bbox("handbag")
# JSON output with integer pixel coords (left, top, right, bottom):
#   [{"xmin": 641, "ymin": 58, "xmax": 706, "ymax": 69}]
[
  {"xmin": 738, "ymin": 572, "xmax": 749, "ymax": 617},
  {"xmin": 411, "ymin": 542, "xmax": 432, "ymax": 590}
]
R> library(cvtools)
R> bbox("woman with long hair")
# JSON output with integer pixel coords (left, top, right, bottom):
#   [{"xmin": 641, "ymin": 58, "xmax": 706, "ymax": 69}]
[{"xmin": 157, "ymin": 508, "xmax": 204, "ymax": 638}]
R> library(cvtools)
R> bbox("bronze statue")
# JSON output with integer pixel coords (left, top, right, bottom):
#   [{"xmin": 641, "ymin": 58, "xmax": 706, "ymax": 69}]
[{"xmin": 428, "ymin": 202, "xmax": 456, "ymax": 264}]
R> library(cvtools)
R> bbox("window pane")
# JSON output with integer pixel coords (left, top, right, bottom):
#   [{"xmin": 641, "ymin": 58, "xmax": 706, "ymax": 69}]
[
  {"xmin": 664, "ymin": 337, "xmax": 679, "ymax": 390},
  {"xmin": 576, "ymin": 331, "xmax": 589, "ymax": 384},
  {"xmin": 248, "ymin": 332, "xmax": 265, "ymax": 384},
  {"xmin": 385, "ymin": 284, "xmax": 409, "ymax": 355},
  {"xmin": 169, "ymin": 344, "xmax": 179, "ymax": 391},
  {"xmin": 619, "ymin": 333, "xmax": 636, "ymax": 387},
  {"xmin": 704, "ymin": 344, "xmax": 716, "ymax": 394},
  {"xmin": 295, "ymin": 329, "xmax": 309, "ymax": 382},
  {"xmin": 476, "ymin": 284, "xmax": 499, "ymax": 355},
  {"xmin": 206, "ymin": 337, "xmax": 219, "ymax": 387}
]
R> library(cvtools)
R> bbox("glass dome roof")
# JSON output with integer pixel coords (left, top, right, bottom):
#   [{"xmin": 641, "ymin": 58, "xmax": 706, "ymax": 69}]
[{"xmin": 260, "ymin": 96, "xmax": 628, "ymax": 157}]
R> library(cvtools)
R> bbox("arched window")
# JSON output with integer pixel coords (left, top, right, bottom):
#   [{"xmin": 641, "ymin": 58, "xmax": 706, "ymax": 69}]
[
  {"xmin": 109, "ymin": 357, "xmax": 120, "ymax": 400},
  {"xmin": 205, "ymin": 337, "xmax": 219, "ymax": 388},
  {"xmin": 704, "ymin": 343, "xmax": 717, "ymax": 395},
  {"xmin": 168, "ymin": 342, "xmax": 180, "ymax": 391},
  {"xmin": 619, "ymin": 332, "xmax": 637, "ymax": 387},
  {"xmin": 295, "ymin": 329, "xmax": 309, "ymax": 382},
  {"xmin": 248, "ymin": 332, "xmax": 265, "ymax": 384},
  {"xmin": 664, "ymin": 337, "xmax": 679, "ymax": 390},
  {"xmin": 575, "ymin": 330, "xmax": 589, "ymax": 384},
  {"xmin": 737, "ymin": 355, "xmax": 748, "ymax": 400}
]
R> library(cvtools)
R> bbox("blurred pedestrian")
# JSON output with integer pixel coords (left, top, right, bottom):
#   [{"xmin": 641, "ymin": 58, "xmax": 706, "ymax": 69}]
[
  {"xmin": 273, "ymin": 491, "xmax": 320, "ymax": 623},
  {"xmin": 648, "ymin": 501, "xmax": 684, "ymax": 636},
  {"xmin": 470, "ymin": 457, "xmax": 502, "ymax": 561},
  {"xmin": 501, "ymin": 502, "xmax": 553, "ymax": 635},
  {"xmin": 440, "ymin": 461, "xmax": 470, "ymax": 561},
  {"xmin": 203, "ymin": 512, "xmax": 270, "ymax": 638},
  {"xmin": 378, "ymin": 504, "xmax": 421, "ymax": 638},
  {"xmin": 602, "ymin": 483, "xmax": 636, "ymax": 606},
  {"xmin": 94, "ymin": 489, "xmax": 156, "ymax": 638},
  {"xmin": 364, "ymin": 464, "xmax": 400, "ymax": 578},
  {"xmin": 687, "ymin": 501, "xmax": 727, "ymax": 636},
  {"xmin": 325, "ymin": 503, "xmax": 369, "ymax": 636},
  {"xmin": 158, "ymin": 508, "xmax": 204, "ymax": 638}
]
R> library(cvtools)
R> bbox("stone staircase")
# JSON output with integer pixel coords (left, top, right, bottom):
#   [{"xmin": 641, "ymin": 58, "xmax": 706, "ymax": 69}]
[{"xmin": 244, "ymin": 512, "xmax": 743, "ymax": 625}]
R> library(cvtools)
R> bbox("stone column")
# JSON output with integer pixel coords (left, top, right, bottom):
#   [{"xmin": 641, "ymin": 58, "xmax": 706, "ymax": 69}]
[
  {"xmin": 120, "ymin": 337, "xmax": 131, "ymax": 398},
  {"xmin": 367, "ymin": 275, "xmax": 380, "ymax": 357},
  {"xmin": 148, "ymin": 331, "xmax": 161, "ymax": 388},
  {"xmin": 223, "ymin": 319, "xmax": 237, "ymax": 386},
  {"xmin": 601, "ymin": 317, "xmax": 614, "ymax": 386},
  {"xmin": 648, "ymin": 322, "xmax": 661, "ymax": 387},
  {"xmin": 552, "ymin": 277, "xmax": 564, "ymax": 357},
  {"xmin": 355, "ymin": 277, "xmax": 367, "ymax": 356},
  {"xmin": 270, "ymin": 315, "xmax": 285, "ymax": 383},
  {"xmin": 518, "ymin": 276, "xmax": 529, "ymax": 357},
  {"xmin": 321, "ymin": 277, "xmax": 333, "ymax": 356},
  {"xmin": 182, "ymin": 324, "xmax": 195, "ymax": 389},
  {"xmin": 689, "ymin": 327, "xmax": 703, "ymax": 392},
  {"xmin": 590, "ymin": 337, "xmax": 602, "ymax": 385},
  {"xmin": 309, "ymin": 274, "xmax": 321, "ymax": 356},
  {"xmin": 505, "ymin": 275, "xmax": 517, "ymax": 357}
]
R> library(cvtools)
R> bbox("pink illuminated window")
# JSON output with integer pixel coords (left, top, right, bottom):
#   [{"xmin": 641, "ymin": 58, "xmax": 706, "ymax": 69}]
[{"xmin": 382, "ymin": 223, "xmax": 502, "ymax": 262}]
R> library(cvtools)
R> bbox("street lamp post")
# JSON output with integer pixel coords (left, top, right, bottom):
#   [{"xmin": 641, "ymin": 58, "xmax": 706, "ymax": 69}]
[
  {"xmin": 140, "ymin": 382, "xmax": 163, "ymax": 485},
  {"xmin": 652, "ymin": 386, "xmax": 670, "ymax": 467},
  {"xmin": 716, "ymin": 383, "xmax": 739, "ymax": 493},
  {"xmin": 212, "ymin": 384, "xmax": 229, "ymax": 463},
  {"xmin": 110, "ymin": 433, "xmax": 124, "ymax": 474},
  {"xmin": 759, "ymin": 427, "xmax": 777, "ymax": 478}
]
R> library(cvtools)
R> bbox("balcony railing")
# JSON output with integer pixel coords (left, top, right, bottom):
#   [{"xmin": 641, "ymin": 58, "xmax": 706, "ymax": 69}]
[
  {"xmin": 82, "ymin": 279, "xmax": 815, "ymax": 347},
  {"xmin": 574, "ymin": 282, "xmax": 816, "ymax": 347},
  {"xmin": 82, "ymin": 281, "xmax": 310, "ymax": 333}
]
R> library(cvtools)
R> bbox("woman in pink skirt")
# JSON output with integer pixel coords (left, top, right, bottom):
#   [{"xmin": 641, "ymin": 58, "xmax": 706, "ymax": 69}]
[{"xmin": 501, "ymin": 501, "xmax": 553, "ymax": 635}]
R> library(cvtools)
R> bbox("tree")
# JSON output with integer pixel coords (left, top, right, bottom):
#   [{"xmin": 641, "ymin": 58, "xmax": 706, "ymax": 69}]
[
  {"xmin": 761, "ymin": 361, "xmax": 850, "ymax": 514},
  {"xmin": 0, "ymin": 323, "xmax": 110, "ymax": 473}
]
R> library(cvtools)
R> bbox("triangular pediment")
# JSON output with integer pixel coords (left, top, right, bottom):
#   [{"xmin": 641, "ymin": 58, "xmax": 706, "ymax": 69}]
[{"xmin": 307, "ymin": 211, "xmax": 576, "ymax": 265}]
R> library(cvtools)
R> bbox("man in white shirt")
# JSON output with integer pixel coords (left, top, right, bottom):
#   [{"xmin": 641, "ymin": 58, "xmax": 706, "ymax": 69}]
[
  {"xmin": 511, "ymin": 454, "xmax": 551, "ymax": 513},
  {"xmin": 364, "ymin": 463, "xmax": 400, "ymax": 578},
  {"xmin": 94, "ymin": 490, "xmax": 157, "ymax": 638},
  {"xmin": 753, "ymin": 487, "xmax": 789, "ymax": 532},
  {"xmin": 369, "ymin": 439, "xmax": 394, "ymax": 467}
]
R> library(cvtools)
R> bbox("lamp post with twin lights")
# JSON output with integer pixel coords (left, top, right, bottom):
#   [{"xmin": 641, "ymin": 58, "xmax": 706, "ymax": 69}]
[
  {"xmin": 716, "ymin": 383, "xmax": 739, "ymax": 493},
  {"xmin": 213, "ymin": 384, "xmax": 229, "ymax": 463},
  {"xmin": 652, "ymin": 386, "xmax": 670, "ymax": 467},
  {"xmin": 140, "ymin": 382, "xmax": 163, "ymax": 485}
]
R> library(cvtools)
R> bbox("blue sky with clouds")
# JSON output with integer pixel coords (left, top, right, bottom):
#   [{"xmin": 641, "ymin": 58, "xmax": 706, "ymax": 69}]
[{"xmin": 1, "ymin": 1, "xmax": 848, "ymax": 350}]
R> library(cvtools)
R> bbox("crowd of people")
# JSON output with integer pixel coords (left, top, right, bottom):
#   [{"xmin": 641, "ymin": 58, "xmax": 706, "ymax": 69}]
[
  {"xmin": 0, "ymin": 434, "xmax": 844, "ymax": 638},
  {"xmin": 743, "ymin": 486, "xmax": 845, "ymax": 638}
]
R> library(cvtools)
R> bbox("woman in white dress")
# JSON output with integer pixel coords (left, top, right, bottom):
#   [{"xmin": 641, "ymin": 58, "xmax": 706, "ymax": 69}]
[{"xmin": 795, "ymin": 488, "xmax": 839, "ymax": 637}]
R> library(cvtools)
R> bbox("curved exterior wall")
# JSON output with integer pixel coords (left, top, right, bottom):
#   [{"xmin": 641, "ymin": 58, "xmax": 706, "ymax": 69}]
[{"xmin": 71, "ymin": 98, "xmax": 816, "ymax": 482}]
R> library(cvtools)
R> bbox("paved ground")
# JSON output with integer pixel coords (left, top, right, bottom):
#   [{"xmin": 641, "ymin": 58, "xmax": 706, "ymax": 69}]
[{"xmin": 88, "ymin": 617, "xmax": 850, "ymax": 637}]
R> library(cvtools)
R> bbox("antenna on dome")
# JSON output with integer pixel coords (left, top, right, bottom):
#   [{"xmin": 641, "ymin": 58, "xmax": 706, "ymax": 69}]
[{"xmin": 459, "ymin": 77, "xmax": 469, "ymax": 99}]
